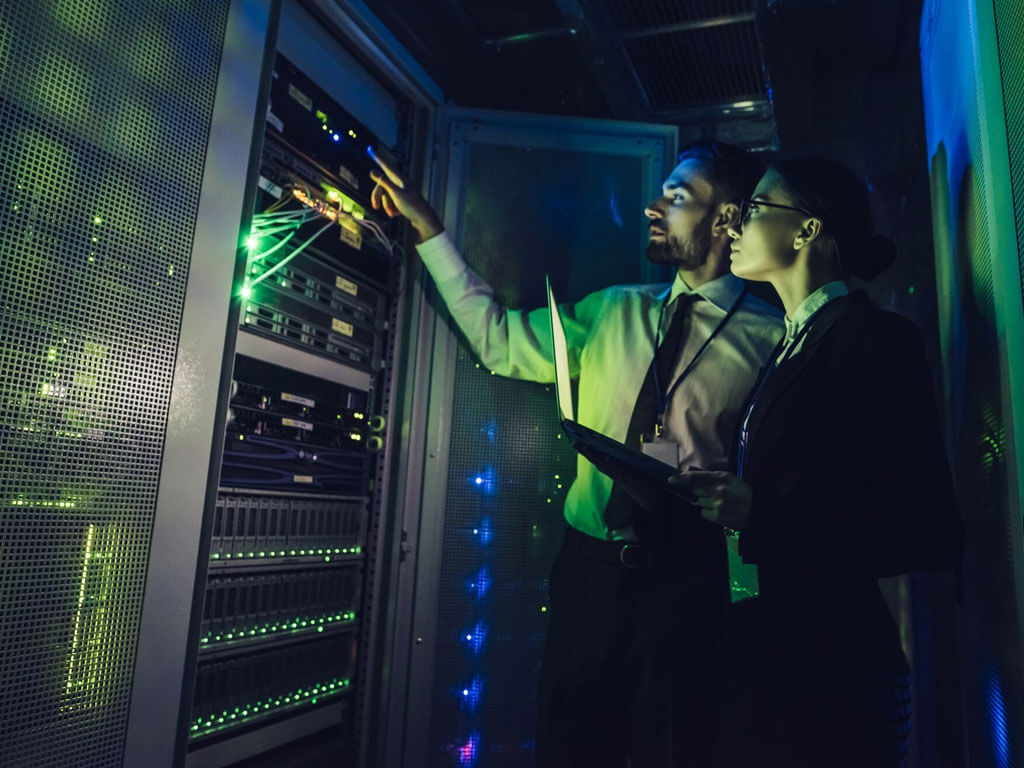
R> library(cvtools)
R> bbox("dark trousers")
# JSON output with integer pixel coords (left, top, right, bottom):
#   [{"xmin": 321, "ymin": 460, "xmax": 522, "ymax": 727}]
[
  {"xmin": 536, "ymin": 527, "xmax": 727, "ymax": 768},
  {"xmin": 715, "ymin": 589, "xmax": 911, "ymax": 768}
]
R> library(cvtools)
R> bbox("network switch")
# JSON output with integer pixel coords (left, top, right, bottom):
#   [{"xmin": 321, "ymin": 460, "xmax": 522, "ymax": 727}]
[
  {"xmin": 190, "ymin": 634, "xmax": 355, "ymax": 743},
  {"xmin": 209, "ymin": 491, "xmax": 366, "ymax": 566}
]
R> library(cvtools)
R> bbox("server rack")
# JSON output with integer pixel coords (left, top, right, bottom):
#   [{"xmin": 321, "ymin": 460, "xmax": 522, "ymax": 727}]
[{"xmin": 185, "ymin": 49, "xmax": 410, "ymax": 767}]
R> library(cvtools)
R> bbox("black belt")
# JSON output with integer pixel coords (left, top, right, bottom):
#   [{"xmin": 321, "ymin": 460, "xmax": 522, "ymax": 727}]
[{"xmin": 563, "ymin": 526, "xmax": 664, "ymax": 569}]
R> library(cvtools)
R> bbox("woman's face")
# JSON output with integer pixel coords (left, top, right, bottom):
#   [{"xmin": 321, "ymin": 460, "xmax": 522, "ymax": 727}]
[{"xmin": 727, "ymin": 171, "xmax": 810, "ymax": 282}]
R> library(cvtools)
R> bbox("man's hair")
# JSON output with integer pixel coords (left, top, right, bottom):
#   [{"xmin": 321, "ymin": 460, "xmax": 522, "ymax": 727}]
[{"xmin": 677, "ymin": 141, "xmax": 765, "ymax": 204}]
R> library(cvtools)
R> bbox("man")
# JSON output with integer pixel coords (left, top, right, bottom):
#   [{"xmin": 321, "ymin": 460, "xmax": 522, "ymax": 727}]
[{"xmin": 371, "ymin": 143, "xmax": 783, "ymax": 767}]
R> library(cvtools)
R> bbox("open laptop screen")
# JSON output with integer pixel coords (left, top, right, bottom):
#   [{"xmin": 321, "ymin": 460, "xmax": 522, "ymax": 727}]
[{"xmin": 546, "ymin": 276, "xmax": 574, "ymax": 423}]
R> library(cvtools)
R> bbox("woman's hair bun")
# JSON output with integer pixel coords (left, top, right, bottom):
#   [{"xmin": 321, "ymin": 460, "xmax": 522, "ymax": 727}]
[{"xmin": 847, "ymin": 233, "xmax": 897, "ymax": 281}]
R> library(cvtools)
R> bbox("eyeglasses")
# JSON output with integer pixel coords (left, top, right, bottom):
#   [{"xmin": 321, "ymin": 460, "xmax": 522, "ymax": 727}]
[{"xmin": 738, "ymin": 198, "xmax": 817, "ymax": 229}]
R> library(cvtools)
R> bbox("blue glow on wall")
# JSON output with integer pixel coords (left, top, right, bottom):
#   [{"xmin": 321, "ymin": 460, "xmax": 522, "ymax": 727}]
[{"xmin": 986, "ymin": 673, "xmax": 1011, "ymax": 768}]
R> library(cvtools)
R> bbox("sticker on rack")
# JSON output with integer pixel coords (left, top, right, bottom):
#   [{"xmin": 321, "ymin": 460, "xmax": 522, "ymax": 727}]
[
  {"xmin": 257, "ymin": 175, "xmax": 283, "ymax": 199},
  {"xmin": 281, "ymin": 417, "xmax": 314, "ymax": 431},
  {"xmin": 281, "ymin": 392, "xmax": 316, "ymax": 408},
  {"xmin": 336, "ymin": 277, "xmax": 359, "ymax": 296},
  {"xmin": 287, "ymin": 84, "xmax": 312, "ymax": 111},
  {"xmin": 292, "ymin": 474, "xmax": 314, "ymax": 484},
  {"xmin": 337, "ymin": 165, "xmax": 358, "ymax": 190},
  {"xmin": 338, "ymin": 216, "xmax": 362, "ymax": 250},
  {"xmin": 332, "ymin": 318, "xmax": 354, "ymax": 337}
]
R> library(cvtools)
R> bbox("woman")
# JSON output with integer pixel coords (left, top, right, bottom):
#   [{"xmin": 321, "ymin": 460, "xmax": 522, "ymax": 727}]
[{"xmin": 682, "ymin": 157, "xmax": 964, "ymax": 767}]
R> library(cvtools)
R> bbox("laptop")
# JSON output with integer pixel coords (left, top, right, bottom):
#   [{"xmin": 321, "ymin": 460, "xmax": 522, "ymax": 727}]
[{"xmin": 546, "ymin": 277, "xmax": 689, "ymax": 504}]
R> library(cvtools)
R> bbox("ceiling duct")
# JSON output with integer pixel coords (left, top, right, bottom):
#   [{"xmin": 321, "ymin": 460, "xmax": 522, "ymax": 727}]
[{"xmin": 600, "ymin": 0, "xmax": 771, "ymax": 118}]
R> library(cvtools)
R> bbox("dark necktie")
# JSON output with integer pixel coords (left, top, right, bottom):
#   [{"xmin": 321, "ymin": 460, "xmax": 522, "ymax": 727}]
[{"xmin": 602, "ymin": 293, "xmax": 697, "ymax": 531}]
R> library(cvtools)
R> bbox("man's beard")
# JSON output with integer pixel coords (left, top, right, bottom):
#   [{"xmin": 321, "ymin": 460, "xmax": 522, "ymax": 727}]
[{"xmin": 645, "ymin": 219, "xmax": 712, "ymax": 271}]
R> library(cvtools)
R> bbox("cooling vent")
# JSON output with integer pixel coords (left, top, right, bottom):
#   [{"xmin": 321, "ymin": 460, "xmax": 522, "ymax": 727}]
[{"xmin": 603, "ymin": 0, "xmax": 768, "ymax": 114}]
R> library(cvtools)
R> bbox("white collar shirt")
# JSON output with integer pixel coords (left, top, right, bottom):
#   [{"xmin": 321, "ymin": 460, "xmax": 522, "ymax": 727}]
[{"xmin": 418, "ymin": 231, "xmax": 784, "ymax": 540}]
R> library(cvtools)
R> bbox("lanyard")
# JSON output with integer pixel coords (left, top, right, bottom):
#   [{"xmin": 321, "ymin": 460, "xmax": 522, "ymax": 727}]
[
  {"xmin": 736, "ymin": 304, "xmax": 828, "ymax": 477},
  {"xmin": 652, "ymin": 286, "xmax": 747, "ymax": 435}
]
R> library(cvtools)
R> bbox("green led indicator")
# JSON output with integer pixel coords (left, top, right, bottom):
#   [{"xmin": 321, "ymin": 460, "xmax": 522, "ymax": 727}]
[{"xmin": 92, "ymin": 215, "xmax": 102, "ymax": 225}]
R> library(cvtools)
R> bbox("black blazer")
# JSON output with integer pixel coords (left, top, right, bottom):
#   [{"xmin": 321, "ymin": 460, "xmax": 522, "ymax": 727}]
[{"xmin": 736, "ymin": 292, "xmax": 964, "ymax": 594}]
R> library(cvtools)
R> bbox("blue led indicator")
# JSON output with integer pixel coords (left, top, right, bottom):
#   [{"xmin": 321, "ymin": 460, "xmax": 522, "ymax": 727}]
[
  {"xmin": 466, "ymin": 567, "xmax": 492, "ymax": 599},
  {"xmin": 468, "ymin": 467, "xmax": 497, "ymax": 494},
  {"xmin": 475, "ymin": 518, "xmax": 493, "ymax": 545},
  {"xmin": 458, "ymin": 676, "xmax": 484, "ymax": 712},
  {"xmin": 462, "ymin": 621, "xmax": 487, "ymax": 655},
  {"xmin": 332, "ymin": 133, "xmax": 340, "ymax": 142}
]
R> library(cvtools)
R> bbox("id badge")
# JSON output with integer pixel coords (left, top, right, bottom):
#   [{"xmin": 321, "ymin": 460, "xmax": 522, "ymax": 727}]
[
  {"xmin": 640, "ymin": 438, "xmax": 679, "ymax": 467},
  {"xmin": 726, "ymin": 535, "xmax": 760, "ymax": 603}
]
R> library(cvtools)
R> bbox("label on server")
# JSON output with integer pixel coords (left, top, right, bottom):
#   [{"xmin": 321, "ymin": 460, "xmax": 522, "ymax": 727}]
[
  {"xmin": 281, "ymin": 417, "xmax": 314, "ymax": 431},
  {"xmin": 337, "ymin": 164, "xmax": 358, "ymax": 190},
  {"xmin": 336, "ymin": 277, "xmax": 359, "ymax": 296},
  {"xmin": 288, "ymin": 84, "xmax": 312, "ymax": 111},
  {"xmin": 332, "ymin": 318, "xmax": 355, "ymax": 337},
  {"xmin": 293, "ymin": 474, "xmax": 314, "ymax": 484},
  {"xmin": 339, "ymin": 218, "xmax": 362, "ymax": 250},
  {"xmin": 281, "ymin": 392, "xmax": 316, "ymax": 408},
  {"xmin": 257, "ymin": 175, "xmax": 284, "ymax": 199}
]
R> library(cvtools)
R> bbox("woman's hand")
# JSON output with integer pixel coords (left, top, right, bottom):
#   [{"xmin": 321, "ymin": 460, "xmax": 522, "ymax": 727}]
[
  {"xmin": 678, "ymin": 470, "xmax": 753, "ymax": 530},
  {"xmin": 368, "ymin": 151, "xmax": 444, "ymax": 242}
]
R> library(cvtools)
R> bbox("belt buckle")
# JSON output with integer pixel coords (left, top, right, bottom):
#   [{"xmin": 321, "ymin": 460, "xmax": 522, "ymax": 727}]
[{"xmin": 619, "ymin": 543, "xmax": 651, "ymax": 568}]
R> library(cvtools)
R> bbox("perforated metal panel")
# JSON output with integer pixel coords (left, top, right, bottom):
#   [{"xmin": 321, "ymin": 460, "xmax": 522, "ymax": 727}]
[
  {"xmin": 603, "ymin": 0, "xmax": 766, "ymax": 114},
  {"xmin": 0, "ymin": 2, "xmax": 229, "ymax": 766},
  {"xmin": 993, "ymin": 0, "xmax": 1024, "ymax": 304},
  {"xmin": 921, "ymin": 0, "xmax": 1024, "ymax": 765}
]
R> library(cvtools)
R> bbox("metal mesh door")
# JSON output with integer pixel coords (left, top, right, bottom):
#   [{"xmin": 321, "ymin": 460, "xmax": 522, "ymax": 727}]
[{"xmin": 0, "ymin": 2, "xmax": 229, "ymax": 766}]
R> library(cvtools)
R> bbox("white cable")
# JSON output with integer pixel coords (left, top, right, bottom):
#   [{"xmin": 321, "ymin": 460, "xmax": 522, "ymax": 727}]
[
  {"xmin": 248, "ymin": 219, "xmax": 335, "ymax": 288},
  {"xmin": 248, "ymin": 228, "xmax": 301, "ymax": 263}
]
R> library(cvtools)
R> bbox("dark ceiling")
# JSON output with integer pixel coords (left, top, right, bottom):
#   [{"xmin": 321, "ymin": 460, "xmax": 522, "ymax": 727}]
[
  {"xmin": 360, "ymin": 0, "xmax": 771, "ymax": 126},
  {"xmin": 356, "ymin": 0, "xmax": 923, "ymax": 156},
  {"xmin": 351, "ymin": 0, "xmax": 937, "ymax": 324}
]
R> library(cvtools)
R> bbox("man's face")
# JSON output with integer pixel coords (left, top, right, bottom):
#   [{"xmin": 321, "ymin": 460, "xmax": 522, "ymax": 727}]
[{"xmin": 644, "ymin": 158, "xmax": 717, "ymax": 270}]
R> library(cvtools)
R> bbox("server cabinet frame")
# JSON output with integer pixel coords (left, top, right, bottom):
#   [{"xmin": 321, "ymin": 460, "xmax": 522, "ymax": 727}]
[{"xmin": 125, "ymin": 2, "xmax": 281, "ymax": 766}]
